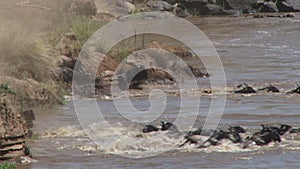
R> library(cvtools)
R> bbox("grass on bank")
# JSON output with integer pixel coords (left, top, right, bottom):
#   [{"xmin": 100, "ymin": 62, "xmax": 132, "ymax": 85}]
[
  {"xmin": 0, "ymin": 163, "xmax": 16, "ymax": 169},
  {"xmin": 48, "ymin": 13, "xmax": 106, "ymax": 50}
]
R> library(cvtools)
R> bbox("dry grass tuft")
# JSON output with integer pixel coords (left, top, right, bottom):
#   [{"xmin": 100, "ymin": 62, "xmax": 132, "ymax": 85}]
[{"xmin": 0, "ymin": 21, "xmax": 55, "ymax": 82}]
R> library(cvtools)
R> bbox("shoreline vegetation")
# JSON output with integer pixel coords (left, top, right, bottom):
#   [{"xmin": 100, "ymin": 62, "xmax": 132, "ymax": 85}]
[{"xmin": 0, "ymin": 0, "xmax": 299, "ymax": 163}]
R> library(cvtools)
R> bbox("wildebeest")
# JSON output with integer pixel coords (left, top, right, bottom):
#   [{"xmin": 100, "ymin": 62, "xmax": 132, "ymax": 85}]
[
  {"xmin": 180, "ymin": 126, "xmax": 246, "ymax": 147},
  {"xmin": 290, "ymin": 128, "xmax": 300, "ymax": 134},
  {"xmin": 258, "ymin": 84, "xmax": 280, "ymax": 93},
  {"xmin": 142, "ymin": 125, "xmax": 159, "ymax": 133},
  {"xmin": 287, "ymin": 85, "xmax": 300, "ymax": 94},
  {"xmin": 229, "ymin": 126, "xmax": 247, "ymax": 134},
  {"xmin": 234, "ymin": 83, "xmax": 256, "ymax": 94},
  {"xmin": 142, "ymin": 121, "xmax": 178, "ymax": 133},
  {"xmin": 179, "ymin": 127, "xmax": 213, "ymax": 147},
  {"xmin": 198, "ymin": 127, "xmax": 246, "ymax": 148},
  {"xmin": 243, "ymin": 124, "xmax": 291, "ymax": 148}
]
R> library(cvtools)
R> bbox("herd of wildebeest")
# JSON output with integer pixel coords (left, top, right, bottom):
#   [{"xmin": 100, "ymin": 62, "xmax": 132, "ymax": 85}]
[
  {"xmin": 142, "ymin": 121, "xmax": 300, "ymax": 149},
  {"xmin": 141, "ymin": 83, "xmax": 300, "ymax": 149},
  {"xmin": 233, "ymin": 83, "xmax": 300, "ymax": 94}
]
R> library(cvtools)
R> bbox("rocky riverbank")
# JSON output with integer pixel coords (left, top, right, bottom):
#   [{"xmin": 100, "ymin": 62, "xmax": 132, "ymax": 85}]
[
  {"xmin": 92, "ymin": 0, "xmax": 300, "ymax": 17},
  {"xmin": 0, "ymin": 83, "xmax": 35, "ymax": 161}
]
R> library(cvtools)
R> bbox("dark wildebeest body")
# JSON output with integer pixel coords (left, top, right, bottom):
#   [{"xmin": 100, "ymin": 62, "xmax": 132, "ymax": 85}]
[
  {"xmin": 287, "ymin": 86, "xmax": 300, "ymax": 94},
  {"xmin": 234, "ymin": 83, "xmax": 256, "ymax": 94},
  {"xmin": 142, "ymin": 125, "xmax": 159, "ymax": 133},
  {"xmin": 258, "ymin": 84, "xmax": 280, "ymax": 93},
  {"xmin": 243, "ymin": 124, "xmax": 291, "ymax": 148}
]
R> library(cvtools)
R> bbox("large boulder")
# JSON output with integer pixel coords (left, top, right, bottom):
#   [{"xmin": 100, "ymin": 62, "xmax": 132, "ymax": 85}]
[
  {"xmin": 221, "ymin": 0, "xmax": 252, "ymax": 11},
  {"xmin": 115, "ymin": 48, "xmax": 190, "ymax": 89},
  {"xmin": 177, "ymin": 0, "xmax": 238, "ymax": 15},
  {"xmin": 179, "ymin": 0, "xmax": 208, "ymax": 15},
  {"xmin": 253, "ymin": 2, "xmax": 278, "ymax": 12},
  {"xmin": 116, "ymin": 0, "xmax": 136, "ymax": 13},
  {"xmin": 276, "ymin": 0, "xmax": 300, "ymax": 12},
  {"xmin": 204, "ymin": 3, "xmax": 236, "ymax": 15}
]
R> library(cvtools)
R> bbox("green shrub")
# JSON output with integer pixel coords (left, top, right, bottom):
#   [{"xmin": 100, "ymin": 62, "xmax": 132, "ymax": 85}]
[
  {"xmin": 48, "ymin": 13, "xmax": 106, "ymax": 49},
  {"xmin": 0, "ymin": 163, "xmax": 16, "ymax": 169}
]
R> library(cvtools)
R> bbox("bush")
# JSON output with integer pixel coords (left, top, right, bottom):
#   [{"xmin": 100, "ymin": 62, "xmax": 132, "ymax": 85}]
[{"xmin": 0, "ymin": 163, "xmax": 16, "ymax": 169}]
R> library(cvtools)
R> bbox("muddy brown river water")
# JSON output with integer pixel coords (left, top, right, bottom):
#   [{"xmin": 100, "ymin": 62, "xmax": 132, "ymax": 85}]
[{"xmin": 23, "ymin": 14, "xmax": 300, "ymax": 169}]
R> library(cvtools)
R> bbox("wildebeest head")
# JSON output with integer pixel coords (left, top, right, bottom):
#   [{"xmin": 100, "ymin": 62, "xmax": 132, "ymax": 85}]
[
  {"xmin": 229, "ymin": 126, "xmax": 247, "ymax": 134},
  {"xmin": 161, "ymin": 121, "xmax": 174, "ymax": 131},
  {"xmin": 234, "ymin": 83, "xmax": 256, "ymax": 94},
  {"xmin": 277, "ymin": 124, "xmax": 292, "ymax": 135}
]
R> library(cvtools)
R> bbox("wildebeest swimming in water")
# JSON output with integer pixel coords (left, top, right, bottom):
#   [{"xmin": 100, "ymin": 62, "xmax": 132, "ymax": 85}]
[
  {"xmin": 179, "ymin": 126, "xmax": 247, "ymax": 147},
  {"xmin": 290, "ymin": 128, "xmax": 300, "ymax": 134},
  {"xmin": 142, "ymin": 124, "xmax": 159, "ymax": 133},
  {"xmin": 161, "ymin": 121, "xmax": 179, "ymax": 132},
  {"xmin": 243, "ymin": 124, "xmax": 291, "ymax": 148},
  {"xmin": 234, "ymin": 83, "xmax": 256, "ymax": 94},
  {"xmin": 179, "ymin": 127, "xmax": 214, "ymax": 147},
  {"xmin": 228, "ymin": 126, "xmax": 247, "ymax": 134},
  {"xmin": 198, "ymin": 127, "xmax": 245, "ymax": 148},
  {"xmin": 142, "ymin": 121, "xmax": 179, "ymax": 133},
  {"xmin": 142, "ymin": 122, "xmax": 299, "ymax": 149},
  {"xmin": 258, "ymin": 84, "xmax": 280, "ymax": 93},
  {"xmin": 287, "ymin": 85, "xmax": 300, "ymax": 94}
]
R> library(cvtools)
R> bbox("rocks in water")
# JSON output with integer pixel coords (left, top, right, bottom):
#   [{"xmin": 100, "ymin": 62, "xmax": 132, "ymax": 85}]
[
  {"xmin": 258, "ymin": 84, "xmax": 280, "ymax": 93},
  {"xmin": 252, "ymin": 13, "xmax": 296, "ymax": 18},
  {"xmin": 253, "ymin": 13, "xmax": 264, "ymax": 18},
  {"xmin": 279, "ymin": 13, "xmax": 296, "ymax": 17},
  {"xmin": 234, "ymin": 83, "xmax": 256, "ymax": 94}
]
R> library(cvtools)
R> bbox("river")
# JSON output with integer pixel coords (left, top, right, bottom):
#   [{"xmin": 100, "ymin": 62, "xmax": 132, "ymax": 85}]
[{"xmin": 23, "ymin": 14, "xmax": 300, "ymax": 169}]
